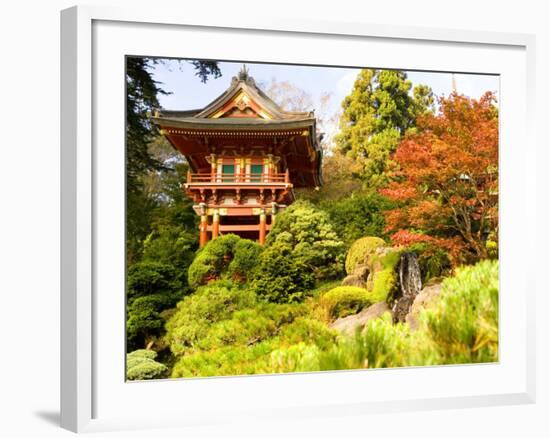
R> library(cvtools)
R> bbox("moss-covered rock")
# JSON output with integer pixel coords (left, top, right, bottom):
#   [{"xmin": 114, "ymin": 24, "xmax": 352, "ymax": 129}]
[
  {"xmin": 345, "ymin": 236, "xmax": 386, "ymax": 275},
  {"xmin": 365, "ymin": 247, "xmax": 401, "ymax": 303}
]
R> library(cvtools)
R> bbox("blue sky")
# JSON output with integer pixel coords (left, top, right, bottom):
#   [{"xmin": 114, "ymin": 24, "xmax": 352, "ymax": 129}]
[{"xmin": 149, "ymin": 59, "xmax": 499, "ymax": 115}]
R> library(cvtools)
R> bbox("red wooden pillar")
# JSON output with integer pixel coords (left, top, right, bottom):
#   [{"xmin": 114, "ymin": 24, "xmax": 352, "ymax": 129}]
[
  {"xmin": 199, "ymin": 213, "xmax": 208, "ymax": 247},
  {"xmin": 212, "ymin": 209, "xmax": 220, "ymax": 240},
  {"xmin": 259, "ymin": 210, "xmax": 266, "ymax": 245}
]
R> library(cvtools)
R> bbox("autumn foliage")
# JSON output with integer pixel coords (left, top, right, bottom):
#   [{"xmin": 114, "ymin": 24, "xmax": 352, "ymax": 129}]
[{"xmin": 382, "ymin": 92, "xmax": 499, "ymax": 263}]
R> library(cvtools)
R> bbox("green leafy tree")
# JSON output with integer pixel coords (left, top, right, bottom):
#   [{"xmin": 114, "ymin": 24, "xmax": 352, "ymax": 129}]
[
  {"xmin": 126, "ymin": 57, "xmax": 220, "ymax": 262},
  {"xmin": 320, "ymin": 191, "xmax": 395, "ymax": 246},
  {"xmin": 126, "ymin": 260, "xmax": 188, "ymax": 349},
  {"xmin": 335, "ymin": 69, "xmax": 434, "ymax": 187}
]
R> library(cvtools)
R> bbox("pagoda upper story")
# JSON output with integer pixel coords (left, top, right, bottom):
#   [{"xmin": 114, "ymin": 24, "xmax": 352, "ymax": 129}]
[{"xmin": 151, "ymin": 66, "xmax": 323, "ymax": 246}]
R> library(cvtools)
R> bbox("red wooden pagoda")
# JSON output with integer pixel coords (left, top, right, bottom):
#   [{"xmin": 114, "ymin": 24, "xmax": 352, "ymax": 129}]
[{"xmin": 152, "ymin": 66, "xmax": 323, "ymax": 246}]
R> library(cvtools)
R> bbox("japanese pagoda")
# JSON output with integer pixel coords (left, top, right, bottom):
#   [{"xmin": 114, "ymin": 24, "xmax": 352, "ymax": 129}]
[{"xmin": 152, "ymin": 66, "xmax": 323, "ymax": 247}]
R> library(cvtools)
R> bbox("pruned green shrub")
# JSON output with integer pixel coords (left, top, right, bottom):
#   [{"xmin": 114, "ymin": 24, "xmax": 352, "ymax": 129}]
[
  {"xmin": 187, "ymin": 234, "xmax": 263, "ymax": 289},
  {"xmin": 171, "ymin": 314, "xmax": 336, "ymax": 378},
  {"xmin": 249, "ymin": 239, "xmax": 315, "ymax": 304},
  {"xmin": 126, "ymin": 349, "xmax": 168, "ymax": 380},
  {"xmin": 267, "ymin": 200, "xmax": 345, "ymax": 280},
  {"xmin": 345, "ymin": 236, "xmax": 386, "ymax": 275},
  {"xmin": 164, "ymin": 281, "xmax": 256, "ymax": 355},
  {"xmin": 227, "ymin": 238, "xmax": 265, "ymax": 281},
  {"xmin": 127, "ymin": 261, "xmax": 182, "ymax": 302},
  {"xmin": 319, "ymin": 286, "xmax": 372, "ymax": 320}
]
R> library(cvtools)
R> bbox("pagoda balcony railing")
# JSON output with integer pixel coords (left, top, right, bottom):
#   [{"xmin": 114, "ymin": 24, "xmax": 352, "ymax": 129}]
[{"xmin": 185, "ymin": 170, "xmax": 290, "ymax": 185}]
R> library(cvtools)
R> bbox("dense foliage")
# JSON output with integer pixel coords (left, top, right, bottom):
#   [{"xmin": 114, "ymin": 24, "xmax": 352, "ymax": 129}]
[
  {"xmin": 249, "ymin": 239, "xmax": 315, "ymax": 304},
  {"xmin": 335, "ymin": 69, "xmax": 434, "ymax": 187},
  {"xmin": 345, "ymin": 236, "xmax": 386, "ymax": 274},
  {"xmin": 125, "ymin": 63, "xmax": 499, "ymax": 380},
  {"xmin": 266, "ymin": 200, "xmax": 345, "ymax": 280},
  {"xmin": 126, "ymin": 349, "xmax": 168, "ymax": 380},
  {"xmin": 382, "ymin": 92, "xmax": 499, "ymax": 264},
  {"xmin": 126, "ymin": 58, "xmax": 219, "ymax": 262},
  {"xmin": 318, "ymin": 286, "xmax": 379, "ymax": 320},
  {"xmin": 248, "ymin": 260, "xmax": 499, "ymax": 372},
  {"xmin": 188, "ymin": 234, "xmax": 263, "ymax": 288}
]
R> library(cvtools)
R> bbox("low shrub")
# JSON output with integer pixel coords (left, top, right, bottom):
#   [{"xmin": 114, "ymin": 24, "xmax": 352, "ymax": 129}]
[
  {"xmin": 422, "ymin": 259, "xmax": 499, "ymax": 364},
  {"xmin": 193, "ymin": 303, "xmax": 308, "ymax": 352},
  {"xmin": 164, "ymin": 281, "xmax": 256, "ymax": 355},
  {"xmin": 171, "ymin": 315, "xmax": 336, "ymax": 378},
  {"xmin": 127, "ymin": 293, "xmax": 178, "ymax": 348},
  {"xmin": 345, "ymin": 236, "xmax": 386, "ymax": 275},
  {"xmin": 126, "ymin": 349, "xmax": 168, "ymax": 380},
  {"xmin": 319, "ymin": 286, "xmax": 374, "ymax": 320},
  {"xmin": 187, "ymin": 234, "xmax": 263, "ymax": 289}
]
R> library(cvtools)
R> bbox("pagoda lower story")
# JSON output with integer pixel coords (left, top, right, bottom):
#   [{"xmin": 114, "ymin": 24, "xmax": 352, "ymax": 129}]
[{"xmin": 185, "ymin": 160, "xmax": 293, "ymax": 246}]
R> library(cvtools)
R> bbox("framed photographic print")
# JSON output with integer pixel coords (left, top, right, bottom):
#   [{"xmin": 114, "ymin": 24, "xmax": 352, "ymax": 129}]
[{"xmin": 61, "ymin": 4, "xmax": 536, "ymax": 433}]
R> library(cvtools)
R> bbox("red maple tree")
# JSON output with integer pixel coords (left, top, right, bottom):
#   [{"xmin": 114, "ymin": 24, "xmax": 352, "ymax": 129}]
[{"xmin": 381, "ymin": 92, "xmax": 499, "ymax": 263}]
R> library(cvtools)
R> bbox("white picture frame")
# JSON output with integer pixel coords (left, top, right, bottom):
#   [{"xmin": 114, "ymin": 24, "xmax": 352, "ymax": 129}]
[{"xmin": 60, "ymin": 4, "xmax": 536, "ymax": 433}]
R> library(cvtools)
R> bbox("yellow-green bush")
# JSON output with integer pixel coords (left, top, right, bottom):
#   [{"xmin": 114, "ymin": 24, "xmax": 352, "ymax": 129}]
[
  {"xmin": 171, "ymin": 315, "xmax": 337, "ymax": 378},
  {"xmin": 126, "ymin": 349, "xmax": 168, "ymax": 380},
  {"xmin": 319, "ymin": 259, "xmax": 499, "ymax": 370},
  {"xmin": 319, "ymin": 286, "xmax": 375, "ymax": 320},
  {"xmin": 345, "ymin": 236, "xmax": 386, "ymax": 274},
  {"xmin": 164, "ymin": 281, "xmax": 256, "ymax": 355},
  {"xmin": 421, "ymin": 259, "xmax": 499, "ymax": 364}
]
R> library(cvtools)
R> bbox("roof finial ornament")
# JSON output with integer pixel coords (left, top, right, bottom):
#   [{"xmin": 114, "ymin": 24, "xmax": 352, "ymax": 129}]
[{"xmin": 238, "ymin": 64, "xmax": 250, "ymax": 81}]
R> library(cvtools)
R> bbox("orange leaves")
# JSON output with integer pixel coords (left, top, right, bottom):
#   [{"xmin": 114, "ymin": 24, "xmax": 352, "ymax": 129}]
[{"xmin": 381, "ymin": 92, "xmax": 499, "ymax": 264}]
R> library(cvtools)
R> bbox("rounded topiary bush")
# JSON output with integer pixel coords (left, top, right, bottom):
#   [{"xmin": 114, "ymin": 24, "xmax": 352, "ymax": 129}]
[
  {"xmin": 319, "ymin": 286, "xmax": 373, "ymax": 320},
  {"xmin": 126, "ymin": 349, "xmax": 168, "ymax": 381},
  {"xmin": 187, "ymin": 234, "xmax": 263, "ymax": 289},
  {"xmin": 345, "ymin": 236, "xmax": 386, "ymax": 275}
]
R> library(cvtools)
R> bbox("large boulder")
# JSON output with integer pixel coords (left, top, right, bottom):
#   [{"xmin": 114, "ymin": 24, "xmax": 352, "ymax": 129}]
[
  {"xmin": 405, "ymin": 282, "xmax": 442, "ymax": 330},
  {"xmin": 329, "ymin": 302, "xmax": 390, "ymax": 335}
]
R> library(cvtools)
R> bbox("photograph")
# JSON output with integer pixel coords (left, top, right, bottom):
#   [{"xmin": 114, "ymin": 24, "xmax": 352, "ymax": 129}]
[{"xmin": 125, "ymin": 57, "xmax": 499, "ymax": 381}]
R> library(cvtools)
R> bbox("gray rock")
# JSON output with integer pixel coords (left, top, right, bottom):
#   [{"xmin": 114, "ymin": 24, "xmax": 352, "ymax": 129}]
[
  {"xmin": 341, "ymin": 275, "xmax": 365, "ymax": 287},
  {"xmin": 405, "ymin": 283, "xmax": 443, "ymax": 330},
  {"xmin": 341, "ymin": 264, "xmax": 370, "ymax": 288},
  {"xmin": 329, "ymin": 302, "xmax": 390, "ymax": 336}
]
